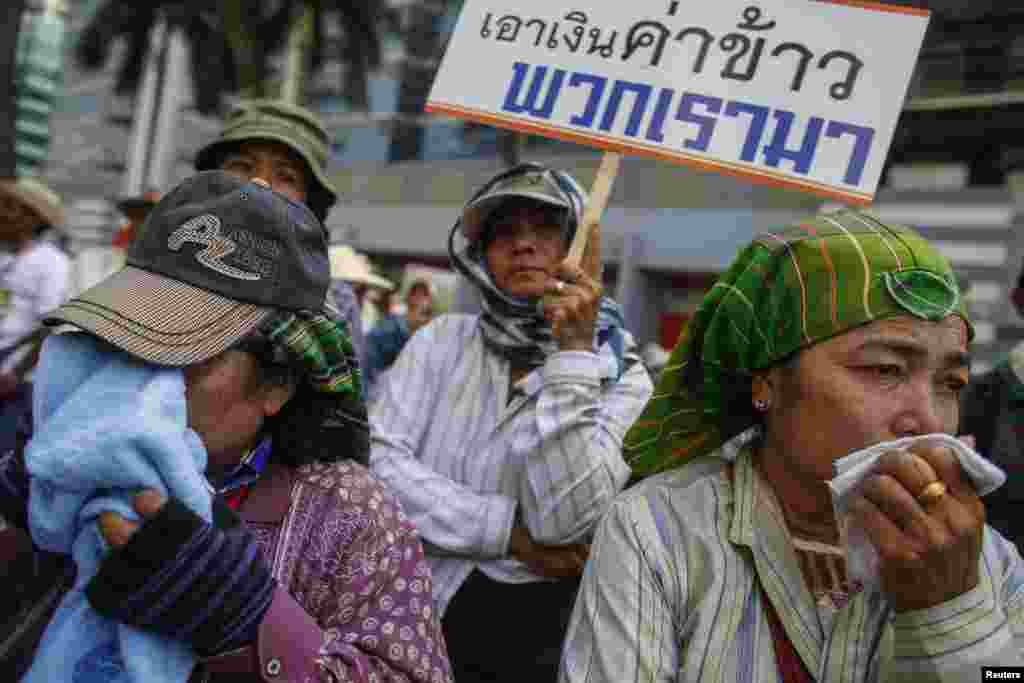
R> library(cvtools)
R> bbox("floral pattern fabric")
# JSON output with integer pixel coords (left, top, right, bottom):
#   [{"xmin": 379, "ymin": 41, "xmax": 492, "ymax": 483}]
[{"xmin": 252, "ymin": 460, "xmax": 452, "ymax": 683}]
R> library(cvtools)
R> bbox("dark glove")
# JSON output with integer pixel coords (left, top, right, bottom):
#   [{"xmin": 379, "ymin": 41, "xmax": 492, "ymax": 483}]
[
  {"xmin": 86, "ymin": 498, "xmax": 275, "ymax": 656},
  {"xmin": 0, "ymin": 446, "xmax": 31, "ymax": 531}
]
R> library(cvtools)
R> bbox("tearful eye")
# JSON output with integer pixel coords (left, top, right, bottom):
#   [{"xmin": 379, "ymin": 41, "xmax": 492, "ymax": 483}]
[
  {"xmin": 940, "ymin": 376, "xmax": 967, "ymax": 396},
  {"xmin": 861, "ymin": 364, "xmax": 905, "ymax": 382}
]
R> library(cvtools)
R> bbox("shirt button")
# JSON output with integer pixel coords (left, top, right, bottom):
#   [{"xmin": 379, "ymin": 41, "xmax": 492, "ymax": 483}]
[{"xmin": 265, "ymin": 657, "xmax": 282, "ymax": 677}]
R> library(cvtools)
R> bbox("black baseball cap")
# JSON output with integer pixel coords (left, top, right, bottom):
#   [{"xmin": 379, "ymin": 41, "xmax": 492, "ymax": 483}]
[{"xmin": 47, "ymin": 170, "xmax": 329, "ymax": 366}]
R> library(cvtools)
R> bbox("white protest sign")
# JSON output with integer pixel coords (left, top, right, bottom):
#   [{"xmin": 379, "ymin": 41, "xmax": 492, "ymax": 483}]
[{"xmin": 426, "ymin": 0, "xmax": 929, "ymax": 205}]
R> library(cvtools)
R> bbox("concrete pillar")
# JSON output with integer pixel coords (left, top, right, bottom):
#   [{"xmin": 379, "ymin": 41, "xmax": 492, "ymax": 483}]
[
  {"xmin": 122, "ymin": 20, "xmax": 165, "ymax": 196},
  {"xmin": 146, "ymin": 24, "xmax": 188, "ymax": 191}
]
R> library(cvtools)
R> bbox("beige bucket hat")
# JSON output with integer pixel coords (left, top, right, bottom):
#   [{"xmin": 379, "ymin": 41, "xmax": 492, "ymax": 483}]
[
  {"xmin": 328, "ymin": 244, "xmax": 394, "ymax": 291},
  {"xmin": 0, "ymin": 176, "xmax": 64, "ymax": 228}
]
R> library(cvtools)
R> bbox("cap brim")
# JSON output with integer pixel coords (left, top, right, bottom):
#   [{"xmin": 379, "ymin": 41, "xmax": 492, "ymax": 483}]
[
  {"xmin": 46, "ymin": 266, "xmax": 273, "ymax": 366},
  {"xmin": 461, "ymin": 190, "xmax": 568, "ymax": 242}
]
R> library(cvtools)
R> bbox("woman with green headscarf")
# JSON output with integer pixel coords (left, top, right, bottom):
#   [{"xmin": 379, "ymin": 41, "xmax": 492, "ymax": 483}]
[{"xmin": 559, "ymin": 210, "xmax": 1024, "ymax": 682}]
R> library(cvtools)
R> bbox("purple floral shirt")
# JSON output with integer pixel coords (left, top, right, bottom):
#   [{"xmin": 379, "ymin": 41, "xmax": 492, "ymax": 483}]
[{"xmin": 246, "ymin": 460, "xmax": 452, "ymax": 683}]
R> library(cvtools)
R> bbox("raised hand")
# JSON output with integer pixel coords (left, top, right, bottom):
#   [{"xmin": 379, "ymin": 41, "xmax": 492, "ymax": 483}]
[{"xmin": 847, "ymin": 443, "xmax": 985, "ymax": 611}]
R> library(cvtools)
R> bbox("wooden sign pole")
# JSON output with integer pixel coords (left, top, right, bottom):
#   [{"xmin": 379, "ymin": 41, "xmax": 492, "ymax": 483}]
[{"xmin": 565, "ymin": 151, "xmax": 621, "ymax": 271}]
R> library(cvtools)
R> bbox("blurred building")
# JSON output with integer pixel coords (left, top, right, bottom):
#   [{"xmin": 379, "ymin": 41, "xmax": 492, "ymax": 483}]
[{"xmin": 43, "ymin": 1, "xmax": 1024, "ymax": 368}]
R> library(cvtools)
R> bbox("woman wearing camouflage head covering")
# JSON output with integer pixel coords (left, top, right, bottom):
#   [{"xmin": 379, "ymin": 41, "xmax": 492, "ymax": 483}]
[{"xmin": 560, "ymin": 210, "xmax": 1024, "ymax": 683}]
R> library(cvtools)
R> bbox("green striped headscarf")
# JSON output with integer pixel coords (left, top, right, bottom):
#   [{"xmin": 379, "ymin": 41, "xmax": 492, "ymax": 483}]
[
  {"xmin": 246, "ymin": 310, "xmax": 369, "ymax": 466},
  {"xmin": 255, "ymin": 311, "xmax": 362, "ymax": 398},
  {"xmin": 623, "ymin": 209, "xmax": 972, "ymax": 478}
]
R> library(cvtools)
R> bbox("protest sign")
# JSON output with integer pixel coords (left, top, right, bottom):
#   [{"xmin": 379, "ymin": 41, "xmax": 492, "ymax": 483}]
[{"xmin": 425, "ymin": 0, "xmax": 930, "ymax": 206}]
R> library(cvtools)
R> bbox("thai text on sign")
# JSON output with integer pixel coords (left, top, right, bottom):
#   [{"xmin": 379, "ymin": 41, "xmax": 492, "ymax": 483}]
[{"xmin": 426, "ymin": 0, "xmax": 929, "ymax": 204}]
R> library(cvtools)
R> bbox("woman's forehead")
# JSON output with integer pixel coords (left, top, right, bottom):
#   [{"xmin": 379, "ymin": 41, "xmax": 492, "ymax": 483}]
[{"xmin": 822, "ymin": 315, "xmax": 970, "ymax": 358}]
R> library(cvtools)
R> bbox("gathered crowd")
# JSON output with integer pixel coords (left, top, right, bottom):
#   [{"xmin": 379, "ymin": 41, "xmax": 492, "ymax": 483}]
[{"xmin": 1, "ymin": 98, "xmax": 1023, "ymax": 683}]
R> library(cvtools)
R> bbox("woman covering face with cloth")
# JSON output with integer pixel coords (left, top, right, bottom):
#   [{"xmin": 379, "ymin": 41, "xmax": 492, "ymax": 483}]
[
  {"xmin": 560, "ymin": 210, "xmax": 1024, "ymax": 683},
  {"xmin": 1, "ymin": 171, "xmax": 452, "ymax": 682}
]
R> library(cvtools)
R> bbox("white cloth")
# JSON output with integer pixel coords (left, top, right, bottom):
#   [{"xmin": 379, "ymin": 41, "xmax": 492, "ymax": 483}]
[
  {"xmin": 369, "ymin": 313, "xmax": 652, "ymax": 615},
  {"xmin": 828, "ymin": 433, "xmax": 1006, "ymax": 590},
  {"xmin": 0, "ymin": 240, "xmax": 70, "ymax": 373}
]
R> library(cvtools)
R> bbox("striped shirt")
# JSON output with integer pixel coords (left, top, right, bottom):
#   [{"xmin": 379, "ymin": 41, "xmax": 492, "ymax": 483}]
[
  {"xmin": 561, "ymin": 448, "xmax": 1024, "ymax": 683},
  {"xmin": 369, "ymin": 313, "xmax": 653, "ymax": 615}
]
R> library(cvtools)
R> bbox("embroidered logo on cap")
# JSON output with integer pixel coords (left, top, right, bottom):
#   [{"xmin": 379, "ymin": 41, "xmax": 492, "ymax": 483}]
[{"xmin": 167, "ymin": 214, "xmax": 262, "ymax": 281}]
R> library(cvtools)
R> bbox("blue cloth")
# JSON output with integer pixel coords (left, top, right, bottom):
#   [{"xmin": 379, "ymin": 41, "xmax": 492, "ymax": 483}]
[
  {"xmin": 365, "ymin": 314, "xmax": 410, "ymax": 390},
  {"xmin": 23, "ymin": 333, "xmax": 211, "ymax": 683}
]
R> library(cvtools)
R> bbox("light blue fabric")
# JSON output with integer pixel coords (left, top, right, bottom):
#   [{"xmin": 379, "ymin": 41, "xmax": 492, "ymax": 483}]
[{"xmin": 23, "ymin": 333, "xmax": 211, "ymax": 683}]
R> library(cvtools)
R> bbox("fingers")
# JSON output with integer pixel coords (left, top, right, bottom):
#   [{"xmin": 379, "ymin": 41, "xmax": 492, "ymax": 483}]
[
  {"xmin": 909, "ymin": 443, "xmax": 972, "ymax": 498},
  {"xmin": 98, "ymin": 511, "xmax": 139, "ymax": 548},
  {"xmin": 857, "ymin": 444, "xmax": 986, "ymax": 559},
  {"xmin": 848, "ymin": 495, "xmax": 923, "ymax": 564},
  {"xmin": 98, "ymin": 490, "xmax": 164, "ymax": 548},
  {"xmin": 133, "ymin": 489, "xmax": 167, "ymax": 518},
  {"xmin": 522, "ymin": 542, "xmax": 591, "ymax": 578},
  {"xmin": 859, "ymin": 472, "xmax": 935, "ymax": 540},
  {"xmin": 542, "ymin": 261, "xmax": 603, "ymax": 344},
  {"xmin": 870, "ymin": 450, "xmax": 934, "ymax": 506}
]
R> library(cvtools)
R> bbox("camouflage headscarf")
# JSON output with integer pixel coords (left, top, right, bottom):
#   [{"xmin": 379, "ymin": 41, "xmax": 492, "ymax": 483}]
[{"xmin": 623, "ymin": 209, "xmax": 972, "ymax": 478}]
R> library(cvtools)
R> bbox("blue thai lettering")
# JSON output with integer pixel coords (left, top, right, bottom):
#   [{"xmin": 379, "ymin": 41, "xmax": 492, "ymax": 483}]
[
  {"xmin": 501, "ymin": 62, "xmax": 566, "ymax": 119},
  {"xmin": 825, "ymin": 120, "xmax": 875, "ymax": 185},
  {"xmin": 644, "ymin": 88, "xmax": 675, "ymax": 143},
  {"xmin": 567, "ymin": 72, "xmax": 607, "ymax": 128},
  {"xmin": 599, "ymin": 80, "xmax": 653, "ymax": 137},
  {"xmin": 762, "ymin": 110, "xmax": 824, "ymax": 174},
  {"xmin": 675, "ymin": 93, "xmax": 722, "ymax": 152},
  {"xmin": 723, "ymin": 101, "xmax": 769, "ymax": 162}
]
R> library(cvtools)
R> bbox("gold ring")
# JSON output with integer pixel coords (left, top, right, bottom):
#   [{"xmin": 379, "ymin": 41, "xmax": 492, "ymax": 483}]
[{"xmin": 916, "ymin": 480, "xmax": 947, "ymax": 506}]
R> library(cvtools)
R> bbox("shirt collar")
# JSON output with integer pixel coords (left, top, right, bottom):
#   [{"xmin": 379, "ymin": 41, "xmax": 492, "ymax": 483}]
[{"xmin": 209, "ymin": 437, "xmax": 273, "ymax": 494}]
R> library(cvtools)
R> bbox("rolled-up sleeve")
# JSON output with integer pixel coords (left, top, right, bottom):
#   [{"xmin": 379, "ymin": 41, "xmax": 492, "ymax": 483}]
[{"xmin": 884, "ymin": 529, "xmax": 1024, "ymax": 681}]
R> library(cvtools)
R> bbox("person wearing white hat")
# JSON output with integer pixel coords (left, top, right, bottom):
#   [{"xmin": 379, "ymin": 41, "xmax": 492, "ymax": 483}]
[
  {"xmin": 327, "ymin": 244, "xmax": 394, "ymax": 374},
  {"xmin": 0, "ymin": 177, "xmax": 70, "ymax": 453}
]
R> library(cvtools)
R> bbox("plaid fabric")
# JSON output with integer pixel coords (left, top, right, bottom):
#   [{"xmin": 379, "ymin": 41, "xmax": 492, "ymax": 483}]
[
  {"xmin": 623, "ymin": 209, "xmax": 972, "ymax": 477},
  {"xmin": 258, "ymin": 310, "xmax": 361, "ymax": 398}
]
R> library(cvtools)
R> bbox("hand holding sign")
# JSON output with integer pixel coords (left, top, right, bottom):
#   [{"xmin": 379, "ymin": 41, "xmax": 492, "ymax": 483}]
[
  {"xmin": 426, "ymin": 0, "xmax": 929, "ymax": 205},
  {"xmin": 543, "ymin": 152, "xmax": 617, "ymax": 351}
]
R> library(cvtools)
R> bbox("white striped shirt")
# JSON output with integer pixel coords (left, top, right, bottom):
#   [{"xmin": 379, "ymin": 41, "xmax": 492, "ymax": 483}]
[
  {"xmin": 369, "ymin": 313, "xmax": 653, "ymax": 615},
  {"xmin": 561, "ymin": 448, "xmax": 1024, "ymax": 683}
]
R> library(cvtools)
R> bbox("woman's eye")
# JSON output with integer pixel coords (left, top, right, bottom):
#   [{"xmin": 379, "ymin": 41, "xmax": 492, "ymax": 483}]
[
  {"xmin": 277, "ymin": 168, "xmax": 302, "ymax": 186},
  {"xmin": 866, "ymin": 364, "xmax": 904, "ymax": 381},
  {"xmin": 223, "ymin": 159, "xmax": 252, "ymax": 174},
  {"xmin": 941, "ymin": 376, "xmax": 967, "ymax": 395}
]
